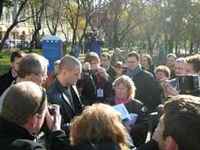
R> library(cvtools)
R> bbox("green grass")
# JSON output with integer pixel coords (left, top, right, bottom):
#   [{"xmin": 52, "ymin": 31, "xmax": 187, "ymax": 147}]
[
  {"xmin": 0, "ymin": 49, "xmax": 42, "ymax": 75},
  {"xmin": 0, "ymin": 51, "xmax": 10, "ymax": 75}
]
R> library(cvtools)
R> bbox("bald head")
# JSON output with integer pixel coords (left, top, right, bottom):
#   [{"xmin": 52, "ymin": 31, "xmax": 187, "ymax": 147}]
[
  {"xmin": 57, "ymin": 55, "xmax": 82, "ymax": 87},
  {"xmin": 59, "ymin": 55, "xmax": 82, "ymax": 72},
  {"xmin": 1, "ymin": 81, "xmax": 47, "ymax": 126}
]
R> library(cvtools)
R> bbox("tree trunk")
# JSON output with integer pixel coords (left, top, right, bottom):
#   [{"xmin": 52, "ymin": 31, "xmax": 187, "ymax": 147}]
[
  {"xmin": 190, "ymin": 40, "xmax": 193, "ymax": 54},
  {"xmin": 0, "ymin": 23, "xmax": 17, "ymax": 50},
  {"xmin": 30, "ymin": 0, "xmax": 45, "ymax": 49},
  {"xmin": 147, "ymin": 35, "xmax": 153, "ymax": 56},
  {"xmin": 168, "ymin": 38, "xmax": 174, "ymax": 53},
  {"xmin": 0, "ymin": 0, "xmax": 29, "ymax": 51},
  {"xmin": 197, "ymin": 40, "xmax": 200, "ymax": 53},
  {"xmin": 183, "ymin": 40, "xmax": 187, "ymax": 56},
  {"xmin": 59, "ymin": 21, "xmax": 68, "ymax": 42},
  {"xmin": 30, "ymin": 25, "xmax": 41, "ymax": 49},
  {"xmin": 112, "ymin": 13, "xmax": 120, "ymax": 48},
  {"xmin": 164, "ymin": 33, "xmax": 168, "ymax": 53},
  {"xmin": 71, "ymin": 0, "xmax": 80, "ymax": 51},
  {"xmin": 175, "ymin": 41, "xmax": 178, "ymax": 55},
  {"xmin": 0, "ymin": 0, "xmax": 3, "ymax": 20},
  {"xmin": 78, "ymin": 15, "xmax": 90, "ymax": 53},
  {"xmin": 71, "ymin": 29, "xmax": 77, "ymax": 51}
]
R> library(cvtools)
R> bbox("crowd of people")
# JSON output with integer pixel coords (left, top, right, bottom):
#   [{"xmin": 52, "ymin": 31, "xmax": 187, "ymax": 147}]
[{"xmin": 0, "ymin": 50, "xmax": 200, "ymax": 150}]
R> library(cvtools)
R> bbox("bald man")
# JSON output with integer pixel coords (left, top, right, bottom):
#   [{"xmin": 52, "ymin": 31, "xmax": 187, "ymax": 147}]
[
  {"xmin": 47, "ymin": 55, "xmax": 83, "ymax": 131},
  {"xmin": 0, "ymin": 81, "xmax": 66, "ymax": 150}
]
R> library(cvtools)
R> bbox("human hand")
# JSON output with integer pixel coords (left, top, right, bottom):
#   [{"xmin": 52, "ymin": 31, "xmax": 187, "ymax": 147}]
[
  {"xmin": 46, "ymin": 104, "xmax": 61, "ymax": 131},
  {"xmin": 162, "ymin": 81, "xmax": 179, "ymax": 97},
  {"xmin": 96, "ymin": 67, "xmax": 108, "ymax": 79},
  {"xmin": 152, "ymin": 116, "xmax": 165, "ymax": 149}
]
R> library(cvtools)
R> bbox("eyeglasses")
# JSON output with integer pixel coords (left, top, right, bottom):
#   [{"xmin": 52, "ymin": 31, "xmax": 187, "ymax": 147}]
[{"xmin": 33, "ymin": 88, "xmax": 46, "ymax": 115}]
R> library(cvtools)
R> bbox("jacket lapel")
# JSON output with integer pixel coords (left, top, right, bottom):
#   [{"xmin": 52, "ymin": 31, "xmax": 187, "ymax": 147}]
[
  {"xmin": 71, "ymin": 85, "xmax": 80, "ymax": 100},
  {"xmin": 55, "ymin": 80, "xmax": 75, "ymax": 113},
  {"xmin": 62, "ymin": 92, "xmax": 75, "ymax": 112}
]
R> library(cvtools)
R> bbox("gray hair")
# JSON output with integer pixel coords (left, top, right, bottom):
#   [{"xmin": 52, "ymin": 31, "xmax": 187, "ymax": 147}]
[
  {"xmin": 17, "ymin": 53, "xmax": 49, "ymax": 78},
  {"xmin": 59, "ymin": 55, "xmax": 82, "ymax": 71}
]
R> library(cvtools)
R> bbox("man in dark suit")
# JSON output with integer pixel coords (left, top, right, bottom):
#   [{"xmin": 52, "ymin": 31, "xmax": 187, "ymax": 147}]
[
  {"xmin": 126, "ymin": 51, "xmax": 162, "ymax": 113},
  {"xmin": 47, "ymin": 55, "xmax": 83, "ymax": 130}
]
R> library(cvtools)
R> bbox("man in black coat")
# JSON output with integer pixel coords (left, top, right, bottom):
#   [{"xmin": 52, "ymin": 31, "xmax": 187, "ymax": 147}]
[
  {"xmin": 47, "ymin": 55, "xmax": 83, "ymax": 130},
  {"xmin": 76, "ymin": 62, "xmax": 96, "ymax": 105},
  {"xmin": 126, "ymin": 51, "xmax": 162, "ymax": 113},
  {"xmin": 0, "ymin": 51, "xmax": 25, "ymax": 96},
  {"xmin": 0, "ymin": 81, "xmax": 68, "ymax": 150}
]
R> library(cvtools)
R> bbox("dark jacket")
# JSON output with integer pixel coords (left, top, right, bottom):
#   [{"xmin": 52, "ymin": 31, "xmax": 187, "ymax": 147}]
[
  {"xmin": 0, "ymin": 117, "xmax": 69, "ymax": 150},
  {"xmin": 127, "ymin": 69, "xmax": 162, "ymax": 112},
  {"xmin": 77, "ymin": 70, "xmax": 113, "ymax": 105},
  {"xmin": 76, "ymin": 71, "xmax": 96, "ymax": 105},
  {"xmin": 0, "ymin": 70, "xmax": 16, "ymax": 96},
  {"xmin": 107, "ymin": 66, "xmax": 117, "ymax": 82},
  {"xmin": 142, "ymin": 65, "xmax": 155, "ymax": 77},
  {"xmin": 47, "ymin": 79, "xmax": 83, "ymax": 129},
  {"xmin": 136, "ymin": 140, "xmax": 159, "ymax": 150},
  {"xmin": 93, "ymin": 72, "xmax": 113, "ymax": 103}
]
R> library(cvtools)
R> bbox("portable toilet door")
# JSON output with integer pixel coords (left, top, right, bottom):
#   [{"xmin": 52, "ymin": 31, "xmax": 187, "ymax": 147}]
[{"xmin": 41, "ymin": 35, "xmax": 64, "ymax": 74}]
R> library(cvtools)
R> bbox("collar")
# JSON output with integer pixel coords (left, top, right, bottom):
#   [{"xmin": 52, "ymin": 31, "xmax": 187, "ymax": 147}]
[
  {"xmin": 55, "ymin": 79, "xmax": 77, "ymax": 98},
  {"xmin": 126, "ymin": 65, "xmax": 143, "ymax": 78},
  {"xmin": 55, "ymin": 78, "xmax": 69, "ymax": 90},
  {"xmin": 7, "ymin": 69, "xmax": 17, "ymax": 80}
]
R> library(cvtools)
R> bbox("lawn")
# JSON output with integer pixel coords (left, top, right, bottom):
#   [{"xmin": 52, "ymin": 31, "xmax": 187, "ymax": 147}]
[
  {"xmin": 0, "ymin": 51, "xmax": 11, "ymax": 75},
  {"xmin": 0, "ymin": 49, "xmax": 42, "ymax": 75}
]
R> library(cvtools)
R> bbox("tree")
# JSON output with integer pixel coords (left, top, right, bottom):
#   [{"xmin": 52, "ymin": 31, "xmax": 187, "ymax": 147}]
[
  {"xmin": 0, "ymin": 0, "xmax": 31, "ymax": 51},
  {"xmin": 0, "ymin": 0, "xmax": 4, "ymax": 19},
  {"xmin": 44, "ymin": 0, "xmax": 63, "ymax": 35},
  {"xmin": 30, "ymin": 0, "xmax": 46, "ymax": 49},
  {"xmin": 63, "ymin": 0, "xmax": 102, "ymax": 50}
]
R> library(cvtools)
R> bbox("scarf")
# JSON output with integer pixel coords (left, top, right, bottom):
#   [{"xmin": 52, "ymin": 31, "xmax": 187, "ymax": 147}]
[{"xmin": 126, "ymin": 65, "xmax": 143, "ymax": 78}]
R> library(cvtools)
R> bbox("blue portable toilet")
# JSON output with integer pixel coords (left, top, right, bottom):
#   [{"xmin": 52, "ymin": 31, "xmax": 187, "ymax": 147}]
[{"xmin": 41, "ymin": 35, "xmax": 64, "ymax": 74}]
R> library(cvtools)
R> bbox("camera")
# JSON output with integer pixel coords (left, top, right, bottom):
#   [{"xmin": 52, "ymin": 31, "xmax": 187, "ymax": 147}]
[
  {"xmin": 177, "ymin": 75, "xmax": 200, "ymax": 96},
  {"xmin": 48, "ymin": 106, "xmax": 56, "ymax": 115}
]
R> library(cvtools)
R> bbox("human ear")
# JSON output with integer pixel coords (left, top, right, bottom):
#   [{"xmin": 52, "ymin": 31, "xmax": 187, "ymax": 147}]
[{"xmin": 24, "ymin": 115, "xmax": 38, "ymax": 135}]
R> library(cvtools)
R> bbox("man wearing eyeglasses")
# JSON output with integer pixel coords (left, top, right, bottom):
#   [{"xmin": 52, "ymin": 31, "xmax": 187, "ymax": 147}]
[
  {"xmin": 0, "ymin": 81, "xmax": 67, "ymax": 150},
  {"xmin": 16, "ymin": 53, "xmax": 49, "ymax": 86}
]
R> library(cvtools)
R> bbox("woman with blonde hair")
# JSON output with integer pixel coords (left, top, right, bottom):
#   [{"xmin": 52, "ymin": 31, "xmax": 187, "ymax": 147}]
[
  {"xmin": 109, "ymin": 75, "xmax": 148, "ymax": 147},
  {"xmin": 70, "ymin": 103, "xmax": 131, "ymax": 150},
  {"xmin": 112, "ymin": 75, "xmax": 136, "ymax": 104}
]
